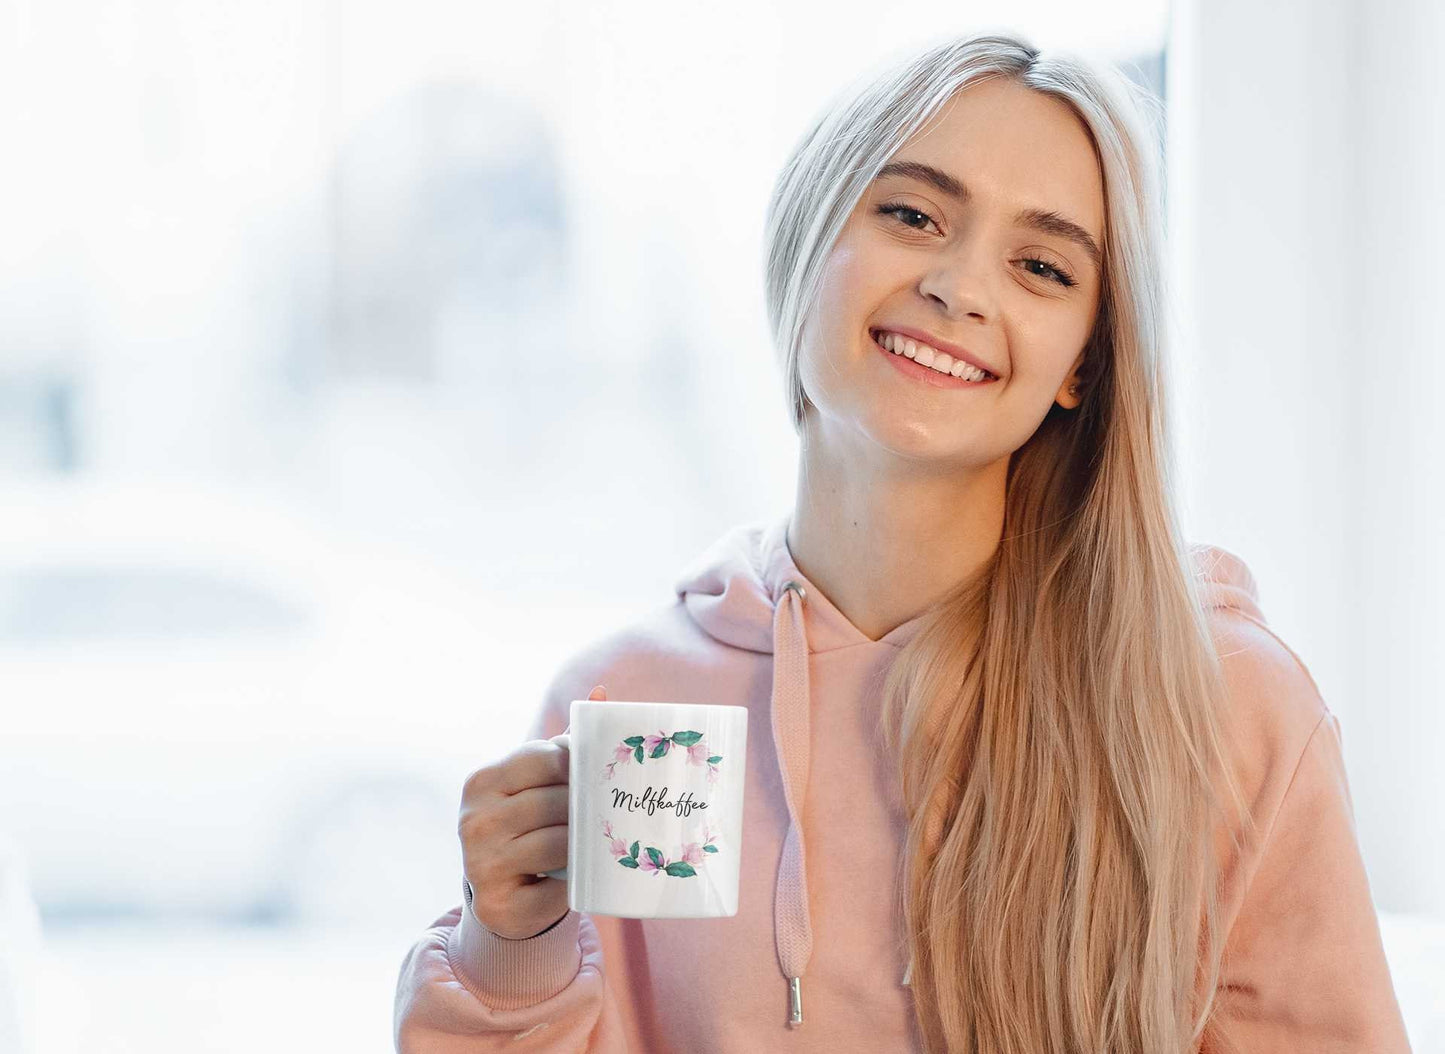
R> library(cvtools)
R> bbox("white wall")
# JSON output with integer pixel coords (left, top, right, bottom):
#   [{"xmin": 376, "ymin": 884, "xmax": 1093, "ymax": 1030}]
[{"xmin": 1167, "ymin": 0, "xmax": 1445, "ymax": 915}]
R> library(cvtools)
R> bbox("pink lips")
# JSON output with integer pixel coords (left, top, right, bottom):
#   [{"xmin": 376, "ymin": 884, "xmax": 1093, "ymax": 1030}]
[
  {"xmin": 872, "ymin": 330, "xmax": 999, "ymax": 390},
  {"xmin": 872, "ymin": 325, "xmax": 999, "ymax": 379}
]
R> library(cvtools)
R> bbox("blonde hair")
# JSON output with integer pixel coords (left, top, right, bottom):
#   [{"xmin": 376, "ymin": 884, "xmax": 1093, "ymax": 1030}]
[{"xmin": 762, "ymin": 32, "xmax": 1254, "ymax": 1053}]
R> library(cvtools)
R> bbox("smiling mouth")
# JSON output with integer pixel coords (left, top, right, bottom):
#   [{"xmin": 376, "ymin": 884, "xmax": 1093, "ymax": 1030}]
[{"xmin": 869, "ymin": 328, "xmax": 999, "ymax": 383}]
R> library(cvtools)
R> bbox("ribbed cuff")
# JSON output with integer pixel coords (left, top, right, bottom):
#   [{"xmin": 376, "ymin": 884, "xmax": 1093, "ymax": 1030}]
[{"xmin": 448, "ymin": 882, "xmax": 583, "ymax": 1011}]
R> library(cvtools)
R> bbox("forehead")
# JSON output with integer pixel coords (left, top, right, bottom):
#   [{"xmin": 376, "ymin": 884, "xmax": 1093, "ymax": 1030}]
[{"xmin": 886, "ymin": 77, "xmax": 1105, "ymax": 240}]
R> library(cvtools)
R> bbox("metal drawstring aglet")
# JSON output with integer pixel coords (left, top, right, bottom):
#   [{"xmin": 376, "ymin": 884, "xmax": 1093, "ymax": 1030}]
[{"xmin": 788, "ymin": 976, "xmax": 803, "ymax": 1026}]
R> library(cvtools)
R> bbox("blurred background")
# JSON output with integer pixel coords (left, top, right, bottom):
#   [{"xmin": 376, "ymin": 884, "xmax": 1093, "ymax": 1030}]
[{"xmin": 1, "ymin": 0, "xmax": 1442, "ymax": 1050}]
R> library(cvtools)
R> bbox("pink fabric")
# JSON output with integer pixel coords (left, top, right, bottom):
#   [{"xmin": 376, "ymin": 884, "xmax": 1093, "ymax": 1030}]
[{"xmin": 394, "ymin": 513, "xmax": 1411, "ymax": 1052}]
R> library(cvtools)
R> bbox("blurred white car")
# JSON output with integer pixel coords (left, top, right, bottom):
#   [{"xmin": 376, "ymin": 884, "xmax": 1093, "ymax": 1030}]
[{"xmin": 0, "ymin": 477, "xmax": 607, "ymax": 927}]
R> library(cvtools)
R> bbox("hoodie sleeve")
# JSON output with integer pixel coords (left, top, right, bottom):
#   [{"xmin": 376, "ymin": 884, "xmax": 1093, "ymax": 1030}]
[
  {"xmin": 1202, "ymin": 710, "xmax": 1411, "ymax": 1053},
  {"xmin": 393, "ymin": 666, "xmax": 634, "ymax": 1052}
]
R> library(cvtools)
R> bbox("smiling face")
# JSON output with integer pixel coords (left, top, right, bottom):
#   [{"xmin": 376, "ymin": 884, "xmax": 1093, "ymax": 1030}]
[{"xmin": 798, "ymin": 75, "xmax": 1106, "ymax": 467}]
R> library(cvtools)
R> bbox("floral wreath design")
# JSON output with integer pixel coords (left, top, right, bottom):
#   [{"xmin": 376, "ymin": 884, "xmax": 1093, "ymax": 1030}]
[
  {"xmin": 602, "ymin": 729, "xmax": 723, "ymax": 784},
  {"xmin": 601, "ymin": 819, "xmax": 719, "ymax": 878}
]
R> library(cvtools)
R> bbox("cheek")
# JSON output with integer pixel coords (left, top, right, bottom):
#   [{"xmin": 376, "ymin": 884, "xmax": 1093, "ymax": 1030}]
[
  {"xmin": 813, "ymin": 232, "xmax": 895, "ymax": 333},
  {"xmin": 813, "ymin": 247, "xmax": 861, "ymax": 330},
  {"xmin": 799, "ymin": 248, "xmax": 858, "ymax": 371},
  {"xmin": 1013, "ymin": 312, "xmax": 1096, "ymax": 380}
]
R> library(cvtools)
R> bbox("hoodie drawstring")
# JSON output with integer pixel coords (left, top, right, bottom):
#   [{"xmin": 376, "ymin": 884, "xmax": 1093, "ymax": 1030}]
[
  {"xmin": 769, "ymin": 575, "xmax": 915, "ymax": 1022},
  {"xmin": 770, "ymin": 579, "xmax": 814, "ymax": 1027}
]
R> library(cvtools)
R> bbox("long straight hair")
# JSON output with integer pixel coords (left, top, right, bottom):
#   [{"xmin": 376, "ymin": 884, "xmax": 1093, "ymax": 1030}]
[{"xmin": 762, "ymin": 32, "xmax": 1254, "ymax": 1053}]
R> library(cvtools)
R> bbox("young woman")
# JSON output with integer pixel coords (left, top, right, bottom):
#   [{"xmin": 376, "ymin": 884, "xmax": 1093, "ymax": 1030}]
[{"xmin": 395, "ymin": 32, "xmax": 1410, "ymax": 1053}]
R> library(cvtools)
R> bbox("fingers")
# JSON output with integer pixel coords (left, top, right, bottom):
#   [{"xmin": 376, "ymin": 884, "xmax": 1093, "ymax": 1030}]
[
  {"xmin": 458, "ymin": 684, "xmax": 609, "ymax": 940},
  {"xmin": 498, "ymin": 783, "xmax": 568, "ymax": 834},
  {"xmin": 464, "ymin": 820, "xmax": 566, "ymax": 893},
  {"xmin": 490, "ymin": 740, "xmax": 570, "ymax": 796},
  {"xmin": 502, "ymin": 823, "xmax": 569, "ymax": 877}
]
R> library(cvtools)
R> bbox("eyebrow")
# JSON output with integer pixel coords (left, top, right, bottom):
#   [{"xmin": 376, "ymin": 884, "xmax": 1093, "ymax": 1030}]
[{"xmin": 874, "ymin": 159, "xmax": 1104, "ymax": 273}]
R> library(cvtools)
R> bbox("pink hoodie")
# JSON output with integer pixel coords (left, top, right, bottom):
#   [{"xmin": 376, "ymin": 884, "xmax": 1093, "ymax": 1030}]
[{"xmin": 394, "ymin": 513, "xmax": 1411, "ymax": 1052}]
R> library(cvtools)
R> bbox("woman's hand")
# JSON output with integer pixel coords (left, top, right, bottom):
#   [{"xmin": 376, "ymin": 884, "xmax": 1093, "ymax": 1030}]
[{"xmin": 457, "ymin": 685, "xmax": 605, "ymax": 939}]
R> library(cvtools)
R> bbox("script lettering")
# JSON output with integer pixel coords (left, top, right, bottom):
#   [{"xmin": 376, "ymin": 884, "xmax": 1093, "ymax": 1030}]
[{"xmin": 608, "ymin": 784, "xmax": 708, "ymax": 819}]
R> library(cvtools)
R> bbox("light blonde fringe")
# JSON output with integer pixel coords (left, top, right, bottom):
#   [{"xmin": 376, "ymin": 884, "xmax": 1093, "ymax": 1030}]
[{"xmin": 762, "ymin": 31, "xmax": 1257, "ymax": 1053}]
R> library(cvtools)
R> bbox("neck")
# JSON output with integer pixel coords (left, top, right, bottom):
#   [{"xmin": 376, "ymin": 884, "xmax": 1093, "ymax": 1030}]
[{"xmin": 787, "ymin": 417, "xmax": 1005, "ymax": 643}]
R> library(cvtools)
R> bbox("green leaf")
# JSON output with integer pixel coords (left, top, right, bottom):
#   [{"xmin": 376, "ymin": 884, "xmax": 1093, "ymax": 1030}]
[
  {"xmin": 645, "ymin": 847, "xmax": 664, "ymax": 869},
  {"xmin": 670, "ymin": 730, "xmax": 703, "ymax": 747},
  {"xmin": 629, "ymin": 840, "xmax": 639, "ymax": 860},
  {"xmin": 706, "ymin": 755, "xmax": 723, "ymax": 764},
  {"xmin": 622, "ymin": 736, "xmax": 644, "ymax": 748},
  {"xmin": 703, "ymin": 844, "xmax": 719, "ymax": 853},
  {"xmin": 633, "ymin": 744, "xmax": 644, "ymax": 764},
  {"xmin": 664, "ymin": 862, "xmax": 697, "ymax": 877},
  {"xmin": 649, "ymin": 739, "xmax": 670, "ymax": 759},
  {"xmin": 617, "ymin": 856, "xmax": 639, "ymax": 868}
]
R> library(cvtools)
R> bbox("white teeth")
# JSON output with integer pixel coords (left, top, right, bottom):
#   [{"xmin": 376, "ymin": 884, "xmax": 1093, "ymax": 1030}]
[{"xmin": 878, "ymin": 330, "xmax": 990, "ymax": 381}]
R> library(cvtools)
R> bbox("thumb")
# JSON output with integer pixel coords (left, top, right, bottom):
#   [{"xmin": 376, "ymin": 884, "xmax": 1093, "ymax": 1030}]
[{"xmin": 557, "ymin": 685, "xmax": 605, "ymax": 739}]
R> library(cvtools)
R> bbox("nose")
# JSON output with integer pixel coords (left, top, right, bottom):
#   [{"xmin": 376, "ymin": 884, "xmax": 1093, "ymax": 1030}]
[{"xmin": 917, "ymin": 239, "xmax": 995, "ymax": 322}]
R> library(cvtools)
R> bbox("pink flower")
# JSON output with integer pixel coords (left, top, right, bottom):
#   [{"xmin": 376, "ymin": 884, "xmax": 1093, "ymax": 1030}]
[
  {"xmin": 600, "ymin": 819, "xmax": 628, "ymax": 857},
  {"xmin": 602, "ymin": 761, "xmax": 616, "ymax": 780},
  {"xmin": 701, "ymin": 822, "xmax": 717, "ymax": 845},
  {"xmin": 642, "ymin": 731, "xmax": 670, "ymax": 758},
  {"xmin": 686, "ymin": 741, "xmax": 709, "ymax": 766},
  {"xmin": 706, "ymin": 764, "xmax": 720, "ymax": 785},
  {"xmin": 681, "ymin": 842, "xmax": 706, "ymax": 867},
  {"xmin": 639, "ymin": 851, "xmax": 667, "ymax": 875},
  {"xmin": 612, "ymin": 743, "xmax": 634, "ymax": 764}
]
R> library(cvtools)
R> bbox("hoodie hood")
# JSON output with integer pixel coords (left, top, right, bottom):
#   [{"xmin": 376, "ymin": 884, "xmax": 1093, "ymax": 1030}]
[
  {"xmin": 673, "ymin": 513, "xmax": 931, "ymax": 656},
  {"xmin": 671, "ymin": 510, "xmax": 1264, "ymax": 1028}
]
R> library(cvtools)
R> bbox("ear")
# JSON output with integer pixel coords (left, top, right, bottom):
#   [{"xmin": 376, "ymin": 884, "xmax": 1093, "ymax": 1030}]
[{"xmin": 1055, "ymin": 350, "xmax": 1087, "ymax": 410}]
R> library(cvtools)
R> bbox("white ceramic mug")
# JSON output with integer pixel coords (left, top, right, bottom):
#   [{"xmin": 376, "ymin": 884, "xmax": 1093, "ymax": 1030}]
[{"xmin": 543, "ymin": 699, "xmax": 748, "ymax": 918}]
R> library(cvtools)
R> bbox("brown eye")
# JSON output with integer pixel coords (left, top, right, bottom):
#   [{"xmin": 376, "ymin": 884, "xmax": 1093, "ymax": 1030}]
[
  {"xmin": 1021, "ymin": 257, "xmax": 1077, "ymax": 288},
  {"xmin": 875, "ymin": 202, "xmax": 940, "ymax": 234}
]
